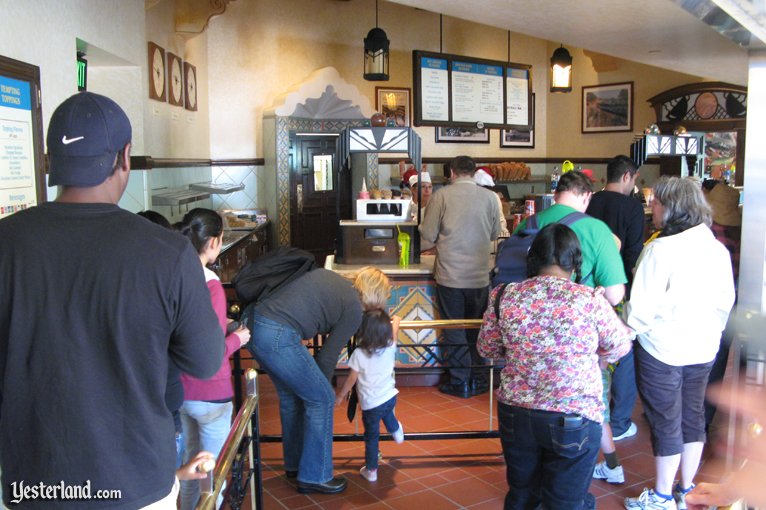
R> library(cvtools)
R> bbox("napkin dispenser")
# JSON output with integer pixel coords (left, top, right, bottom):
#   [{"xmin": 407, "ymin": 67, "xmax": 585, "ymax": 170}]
[
  {"xmin": 355, "ymin": 199, "xmax": 410, "ymax": 221},
  {"xmin": 336, "ymin": 220, "xmax": 419, "ymax": 265}
]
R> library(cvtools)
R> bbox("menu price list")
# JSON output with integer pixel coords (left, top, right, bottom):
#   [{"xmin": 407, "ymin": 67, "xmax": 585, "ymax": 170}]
[
  {"xmin": 420, "ymin": 57, "xmax": 449, "ymax": 122},
  {"xmin": 451, "ymin": 61, "xmax": 504, "ymax": 125}
]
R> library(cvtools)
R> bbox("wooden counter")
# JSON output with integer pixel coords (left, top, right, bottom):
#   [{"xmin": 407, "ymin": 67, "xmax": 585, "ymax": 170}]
[
  {"xmin": 324, "ymin": 254, "xmax": 436, "ymax": 275},
  {"xmin": 214, "ymin": 221, "xmax": 270, "ymax": 284}
]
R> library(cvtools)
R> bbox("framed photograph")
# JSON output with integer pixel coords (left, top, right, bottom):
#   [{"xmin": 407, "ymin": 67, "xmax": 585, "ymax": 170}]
[
  {"xmin": 500, "ymin": 127, "xmax": 534, "ymax": 148},
  {"xmin": 501, "ymin": 94, "xmax": 535, "ymax": 148},
  {"xmin": 375, "ymin": 87, "xmax": 411, "ymax": 127},
  {"xmin": 435, "ymin": 126, "xmax": 490, "ymax": 143},
  {"xmin": 582, "ymin": 82, "xmax": 633, "ymax": 133}
]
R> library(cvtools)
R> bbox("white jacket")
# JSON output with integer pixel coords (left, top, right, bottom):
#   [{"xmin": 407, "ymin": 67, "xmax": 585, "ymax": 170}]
[{"xmin": 626, "ymin": 224, "xmax": 735, "ymax": 366}]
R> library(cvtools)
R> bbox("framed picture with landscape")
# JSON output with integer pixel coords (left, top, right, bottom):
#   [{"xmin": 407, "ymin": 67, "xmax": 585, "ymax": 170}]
[
  {"xmin": 375, "ymin": 87, "xmax": 411, "ymax": 127},
  {"xmin": 582, "ymin": 82, "xmax": 633, "ymax": 133},
  {"xmin": 435, "ymin": 126, "xmax": 489, "ymax": 143}
]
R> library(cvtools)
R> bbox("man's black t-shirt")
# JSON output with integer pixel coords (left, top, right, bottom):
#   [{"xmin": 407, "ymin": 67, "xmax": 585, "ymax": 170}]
[
  {"xmin": 586, "ymin": 190, "xmax": 645, "ymax": 292},
  {"xmin": 0, "ymin": 203, "xmax": 223, "ymax": 509}
]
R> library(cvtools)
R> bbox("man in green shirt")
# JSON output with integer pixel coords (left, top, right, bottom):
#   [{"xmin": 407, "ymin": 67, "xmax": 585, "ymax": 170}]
[{"xmin": 516, "ymin": 171, "xmax": 626, "ymax": 305}]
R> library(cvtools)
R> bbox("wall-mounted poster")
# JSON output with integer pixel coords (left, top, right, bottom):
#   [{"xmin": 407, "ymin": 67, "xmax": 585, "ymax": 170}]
[{"xmin": 0, "ymin": 58, "xmax": 45, "ymax": 220}]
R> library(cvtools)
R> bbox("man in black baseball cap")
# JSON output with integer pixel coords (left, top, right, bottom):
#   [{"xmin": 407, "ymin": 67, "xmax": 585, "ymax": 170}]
[
  {"xmin": 0, "ymin": 92, "xmax": 224, "ymax": 509},
  {"xmin": 46, "ymin": 91, "xmax": 133, "ymax": 188}
]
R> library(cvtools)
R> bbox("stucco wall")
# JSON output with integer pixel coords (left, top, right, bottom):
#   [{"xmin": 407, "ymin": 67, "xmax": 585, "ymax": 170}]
[{"xmin": 206, "ymin": 0, "xmax": 705, "ymax": 161}]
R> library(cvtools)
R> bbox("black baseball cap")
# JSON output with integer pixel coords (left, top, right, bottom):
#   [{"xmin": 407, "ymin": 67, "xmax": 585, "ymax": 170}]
[{"xmin": 47, "ymin": 92, "xmax": 132, "ymax": 187}]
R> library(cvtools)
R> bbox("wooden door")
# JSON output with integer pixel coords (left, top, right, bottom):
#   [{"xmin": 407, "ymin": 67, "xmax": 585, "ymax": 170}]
[{"xmin": 289, "ymin": 135, "xmax": 350, "ymax": 265}]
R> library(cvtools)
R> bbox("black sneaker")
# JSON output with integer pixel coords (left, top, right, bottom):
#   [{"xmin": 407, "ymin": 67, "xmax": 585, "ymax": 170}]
[
  {"xmin": 438, "ymin": 381, "xmax": 472, "ymax": 398},
  {"xmin": 470, "ymin": 378, "xmax": 489, "ymax": 396},
  {"xmin": 297, "ymin": 476, "xmax": 348, "ymax": 494}
]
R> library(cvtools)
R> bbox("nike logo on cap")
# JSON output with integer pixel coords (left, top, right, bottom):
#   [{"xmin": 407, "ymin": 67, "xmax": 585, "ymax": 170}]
[{"xmin": 61, "ymin": 135, "xmax": 84, "ymax": 145}]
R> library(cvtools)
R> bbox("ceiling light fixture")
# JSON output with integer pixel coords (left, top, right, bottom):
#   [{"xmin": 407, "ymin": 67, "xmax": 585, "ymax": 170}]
[
  {"xmin": 363, "ymin": 0, "xmax": 389, "ymax": 81},
  {"xmin": 550, "ymin": 44, "xmax": 573, "ymax": 93}
]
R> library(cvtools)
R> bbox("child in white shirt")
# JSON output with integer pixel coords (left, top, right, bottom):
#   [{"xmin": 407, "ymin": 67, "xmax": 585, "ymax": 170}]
[{"xmin": 336, "ymin": 309, "xmax": 404, "ymax": 482}]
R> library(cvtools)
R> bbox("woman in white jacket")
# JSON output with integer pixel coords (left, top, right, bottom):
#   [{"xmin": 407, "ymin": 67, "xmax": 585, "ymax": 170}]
[{"xmin": 624, "ymin": 177, "xmax": 735, "ymax": 510}]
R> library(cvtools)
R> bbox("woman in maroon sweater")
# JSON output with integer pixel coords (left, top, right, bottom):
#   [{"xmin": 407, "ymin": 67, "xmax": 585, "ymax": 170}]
[{"xmin": 178, "ymin": 208, "xmax": 250, "ymax": 510}]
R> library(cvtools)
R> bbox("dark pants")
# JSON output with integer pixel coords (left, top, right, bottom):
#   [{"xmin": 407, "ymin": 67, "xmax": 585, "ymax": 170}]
[
  {"xmin": 609, "ymin": 347, "xmax": 638, "ymax": 435},
  {"xmin": 361, "ymin": 396, "xmax": 399, "ymax": 470},
  {"xmin": 635, "ymin": 343, "xmax": 713, "ymax": 456},
  {"xmin": 436, "ymin": 284, "xmax": 489, "ymax": 385},
  {"xmin": 498, "ymin": 403, "xmax": 601, "ymax": 510}
]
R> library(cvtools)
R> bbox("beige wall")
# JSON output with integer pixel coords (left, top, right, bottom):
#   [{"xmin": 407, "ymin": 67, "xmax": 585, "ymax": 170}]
[
  {"xmin": 206, "ymin": 0, "xmax": 706, "ymax": 162},
  {"xmin": 145, "ymin": 0, "xmax": 211, "ymax": 159},
  {"xmin": 547, "ymin": 44, "xmax": 702, "ymax": 158}
]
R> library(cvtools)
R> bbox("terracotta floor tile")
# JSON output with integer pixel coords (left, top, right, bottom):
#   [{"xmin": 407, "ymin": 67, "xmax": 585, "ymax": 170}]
[
  {"xmin": 436, "ymin": 476, "xmax": 506, "ymax": 507},
  {"xmin": 239, "ymin": 373, "xmax": 724, "ymax": 509},
  {"xmin": 385, "ymin": 488, "xmax": 462, "ymax": 510}
]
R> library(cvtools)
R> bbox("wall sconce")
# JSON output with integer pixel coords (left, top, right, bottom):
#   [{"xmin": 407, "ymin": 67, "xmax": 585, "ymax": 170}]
[
  {"xmin": 550, "ymin": 45, "xmax": 572, "ymax": 93},
  {"xmin": 364, "ymin": 0, "xmax": 389, "ymax": 81}
]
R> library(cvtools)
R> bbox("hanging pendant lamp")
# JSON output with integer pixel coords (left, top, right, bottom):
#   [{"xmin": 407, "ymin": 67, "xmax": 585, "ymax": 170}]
[
  {"xmin": 364, "ymin": 0, "xmax": 390, "ymax": 81},
  {"xmin": 550, "ymin": 45, "xmax": 573, "ymax": 93}
]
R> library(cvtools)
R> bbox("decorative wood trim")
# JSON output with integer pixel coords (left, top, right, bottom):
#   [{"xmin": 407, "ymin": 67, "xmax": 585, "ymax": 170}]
[
  {"xmin": 378, "ymin": 157, "xmax": 647, "ymax": 165},
  {"xmin": 127, "ymin": 157, "xmax": 264, "ymax": 170},
  {"xmin": 647, "ymin": 81, "xmax": 747, "ymax": 132}
]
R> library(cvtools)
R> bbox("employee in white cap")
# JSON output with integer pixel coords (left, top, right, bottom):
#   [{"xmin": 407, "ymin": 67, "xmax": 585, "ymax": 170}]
[
  {"xmin": 474, "ymin": 168, "xmax": 509, "ymax": 238},
  {"xmin": 408, "ymin": 171, "xmax": 433, "ymax": 222}
]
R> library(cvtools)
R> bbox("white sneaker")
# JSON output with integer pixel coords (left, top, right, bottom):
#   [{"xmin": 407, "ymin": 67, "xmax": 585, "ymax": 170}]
[
  {"xmin": 614, "ymin": 422, "xmax": 638, "ymax": 441},
  {"xmin": 360, "ymin": 466, "xmax": 377, "ymax": 482},
  {"xmin": 592, "ymin": 461, "xmax": 625, "ymax": 484},
  {"xmin": 673, "ymin": 483, "xmax": 695, "ymax": 510},
  {"xmin": 391, "ymin": 421, "xmax": 404, "ymax": 444},
  {"xmin": 625, "ymin": 489, "xmax": 677, "ymax": 510}
]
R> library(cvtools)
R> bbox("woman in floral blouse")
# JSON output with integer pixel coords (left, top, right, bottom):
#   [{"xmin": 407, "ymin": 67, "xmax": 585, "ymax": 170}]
[{"xmin": 478, "ymin": 223, "xmax": 634, "ymax": 510}]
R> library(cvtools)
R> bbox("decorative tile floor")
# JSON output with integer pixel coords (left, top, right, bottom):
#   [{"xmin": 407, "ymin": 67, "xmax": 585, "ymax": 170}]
[{"xmin": 241, "ymin": 376, "xmax": 728, "ymax": 510}]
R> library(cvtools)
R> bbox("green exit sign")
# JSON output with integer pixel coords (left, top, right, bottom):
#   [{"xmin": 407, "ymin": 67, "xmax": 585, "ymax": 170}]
[{"xmin": 77, "ymin": 56, "xmax": 87, "ymax": 91}]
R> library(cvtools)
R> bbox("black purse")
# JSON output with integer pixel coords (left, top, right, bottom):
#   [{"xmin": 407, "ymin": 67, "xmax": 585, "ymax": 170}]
[{"xmin": 346, "ymin": 384, "xmax": 358, "ymax": 422}]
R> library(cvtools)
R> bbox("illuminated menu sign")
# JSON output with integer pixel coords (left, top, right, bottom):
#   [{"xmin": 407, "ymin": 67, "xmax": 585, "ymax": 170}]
[
  {"xmin": 413, "ymin": 50, "xmax": 532, "ymax": 130},
  {"xmin": 451, "ymin": 61, "xmax": 504, "ymax": 124},
  {"xmin": 419, "ymin": 57, "xmax": 449, "ymax": 122},
  {"xmin": 0, "ymin": 75, "xmax": 37, "ymax": 219}
]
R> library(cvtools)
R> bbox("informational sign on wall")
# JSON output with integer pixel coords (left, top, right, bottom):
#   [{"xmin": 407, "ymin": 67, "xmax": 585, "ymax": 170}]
[
  {"xmin": 0, "ymin": 74, "xmax": 37, "ymax": 220},
  {"xmin": 413, "ymin": 50, "xmax": 532, "ymax": 130}
]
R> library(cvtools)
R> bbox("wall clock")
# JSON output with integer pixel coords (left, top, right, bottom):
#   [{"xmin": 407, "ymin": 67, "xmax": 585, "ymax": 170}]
[
  {"xmin": 147, "ymin": 42, "xmax": 166, "ymax": 102},
  {"xmin": 167, "ymin": 52, "xmax": 184, "ymax": 107},
  {"xmin": 184, "ymin": 61, "xmax": 197, "ymax": 111}
]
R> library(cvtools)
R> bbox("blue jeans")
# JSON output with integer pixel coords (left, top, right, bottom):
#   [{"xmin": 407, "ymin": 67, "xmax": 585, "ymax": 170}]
[
  {"xmin": 361, "ymin": 396, "xmax": 400, "ymax": 470},
  {"xmin": 498, "ymin": 403, "xmax": 601, "ymax": 510},
  {"xmin": 247, "ymin": 313, "xmax": 336, "ymax": 484},
  {"xmin": 609, "ymin": 347, "xmax": 638, "ymax": 435},
  {"xmin": 436, "ymin": 284, "xmax": 489, "ymax": 384},
  {"xmin": 179, "ymin": 400, "xmax": 232, "ymax": 510}
]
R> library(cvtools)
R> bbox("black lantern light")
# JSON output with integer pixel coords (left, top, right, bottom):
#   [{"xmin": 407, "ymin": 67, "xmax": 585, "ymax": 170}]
[
  {"xmin": 364, "ymin": 0, "xmax": 389, "ymax": 81},
  {"xmin": 550, "ymin": 45, "xmax": 573, "ymax": 93}
]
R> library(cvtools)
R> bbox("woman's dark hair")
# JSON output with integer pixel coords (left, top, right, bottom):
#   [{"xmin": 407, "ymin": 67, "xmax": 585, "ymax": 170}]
[
  {"xmin": 526, "ymin": 223, "xmax": 583, "ymax": 282},
  {"xmin": 137, "ymin": 210, "xmax": 172, "ymax": 230},
  {"xmin": 179, "ymin": 208, "xmax": 224, "ymax": 254},
  {"xmin": 356, "ymin": 309, "xmax": 394, "ymax": 356}
]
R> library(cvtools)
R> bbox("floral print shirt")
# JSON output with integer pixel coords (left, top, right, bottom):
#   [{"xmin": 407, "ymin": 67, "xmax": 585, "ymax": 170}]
[{"xmin": 478, "ymin": 276, "xmax": 634, "ymax": 423}]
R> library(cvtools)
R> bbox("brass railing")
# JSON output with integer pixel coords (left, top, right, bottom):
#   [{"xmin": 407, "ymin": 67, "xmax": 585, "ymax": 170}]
[{"xmin": 196, "ymin": 368, "xmax": 261, "ymax": 510}]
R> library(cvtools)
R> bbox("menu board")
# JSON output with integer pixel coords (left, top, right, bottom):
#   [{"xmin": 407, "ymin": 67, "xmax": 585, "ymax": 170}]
[
  {"xmin": 451, "ymin": 61, "xmax": 504, "ymax": 124},
  {"xmin": 0, "ymin": 75, "xmax": 37, "ymax": 220},
  {"xmin": 413, "ymin": 50, "xmax": 532, "ymax": 129},
  {"xmin": 419, "ymin": 56, "xmax": 449, "ymax": 122}
]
